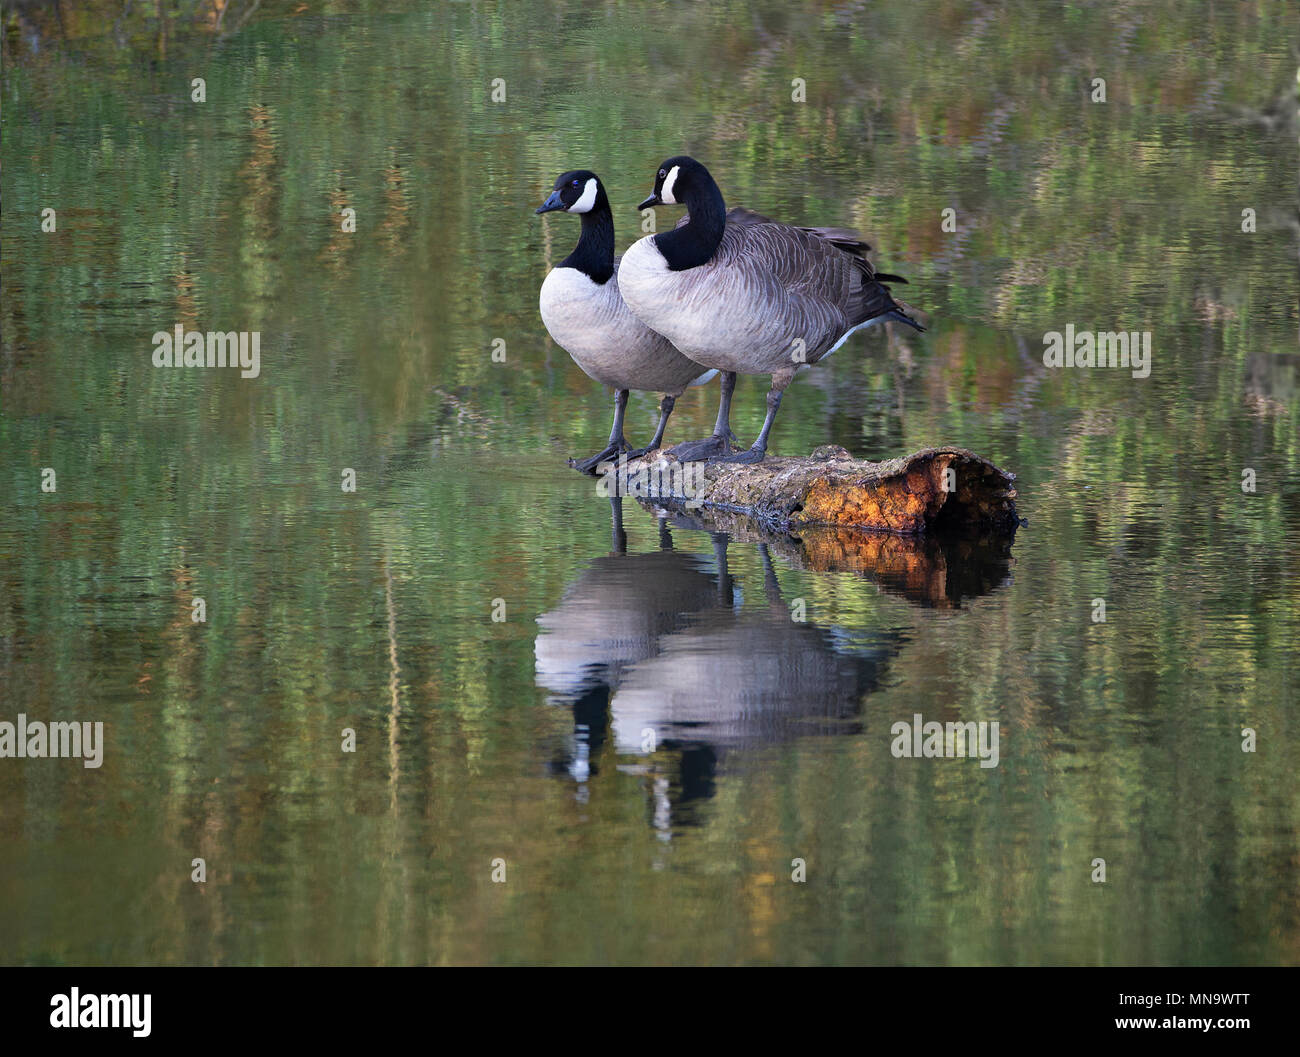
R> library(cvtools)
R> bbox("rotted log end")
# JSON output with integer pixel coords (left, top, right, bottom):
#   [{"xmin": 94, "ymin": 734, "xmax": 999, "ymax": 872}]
[{"xmin": 596, "ymin": 444, "xmax": 1020, "ymax": 535}]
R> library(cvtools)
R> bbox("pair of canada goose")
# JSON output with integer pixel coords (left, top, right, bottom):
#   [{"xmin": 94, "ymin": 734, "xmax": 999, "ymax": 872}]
[{"xmin": 536, "ymin": 156, "xmax": 923, "ymax": 473}]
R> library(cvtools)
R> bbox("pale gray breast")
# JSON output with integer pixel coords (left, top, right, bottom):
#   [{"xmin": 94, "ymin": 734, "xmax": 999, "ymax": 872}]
[{"xmin": 539, "ymin": 263, "xmax": 709, "ymax": 394}]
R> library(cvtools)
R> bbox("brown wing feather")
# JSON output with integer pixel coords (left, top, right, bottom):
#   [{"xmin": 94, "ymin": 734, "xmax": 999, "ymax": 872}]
[
  {"xmin": 648, "ymin": 208, "xmax": 922, "ymax": 374},
  {"xmin": 715, "ymin": 223, "xmax": 861, "ymax": 361},
  {"xmin": 796, "ymin": 225, "xmax": 872, "ymax": 256},
  {"xmin": 676, "ymin": 206, "xmax": 777, "ymax": 229}
]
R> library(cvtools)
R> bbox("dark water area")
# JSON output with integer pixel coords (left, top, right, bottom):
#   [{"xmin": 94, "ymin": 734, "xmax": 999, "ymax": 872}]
[{"xmin": 2, "ymin": 1, "xmax": 1297, "ymax": 965}]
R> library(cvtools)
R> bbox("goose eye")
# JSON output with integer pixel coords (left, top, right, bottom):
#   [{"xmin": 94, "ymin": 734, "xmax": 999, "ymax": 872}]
[
  {"xmin": 658, "ymin": 169, "xmax": 666, "ymax": 179},
  {"xmin": 571, "ymin": 179, "xmax": 580, "ymax": 187}
]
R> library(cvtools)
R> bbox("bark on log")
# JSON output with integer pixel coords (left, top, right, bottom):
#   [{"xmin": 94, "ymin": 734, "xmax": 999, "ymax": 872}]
[{"xmin": 595, "ymin": 445, "xmax": 1020, "ymax": 536}]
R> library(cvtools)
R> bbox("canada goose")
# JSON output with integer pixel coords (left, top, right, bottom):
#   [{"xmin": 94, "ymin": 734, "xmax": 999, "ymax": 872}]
[
  {"xmin": 536, "ymin": 170, "xmax": 716, "ymax": 474},
  {"xmin": 619, "ymin": 156, "xmax": 924, "ymax": 464}
]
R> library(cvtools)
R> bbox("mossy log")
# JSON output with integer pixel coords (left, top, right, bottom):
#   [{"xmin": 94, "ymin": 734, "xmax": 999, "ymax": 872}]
[{"xmin": 595, "ymin": 445, "xmax": 1020, "ymax": 536}]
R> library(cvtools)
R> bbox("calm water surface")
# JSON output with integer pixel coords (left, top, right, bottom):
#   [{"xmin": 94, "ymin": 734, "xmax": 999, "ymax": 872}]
[{"xmin": 2, "ymin": 2, "xmax": 1298, "ymax": 965}]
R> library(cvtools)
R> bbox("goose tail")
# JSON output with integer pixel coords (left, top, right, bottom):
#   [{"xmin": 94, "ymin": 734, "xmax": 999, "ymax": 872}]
[
  {"xmin": 876, "ymin": 275, "xmax": 925, "ymax": 331},
  {"xmin": 856, "ymin": 257, "xmax": 925, "ymax": 332},
  {"xmin": 885, "ymin": 306, "xmax": 926, "ymax": 332}
]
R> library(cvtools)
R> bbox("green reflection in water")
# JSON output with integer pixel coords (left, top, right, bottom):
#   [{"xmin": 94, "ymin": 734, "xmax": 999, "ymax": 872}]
[{"xmin": 1, "ymin": 1, "xmax": 1297, "ymax": 965}]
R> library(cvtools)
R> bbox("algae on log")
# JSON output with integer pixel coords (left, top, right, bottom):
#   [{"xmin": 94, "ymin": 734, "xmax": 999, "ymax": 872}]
[{"xmin": 596, "ymin": 445, "xmax": 1020, "ymax": 535}]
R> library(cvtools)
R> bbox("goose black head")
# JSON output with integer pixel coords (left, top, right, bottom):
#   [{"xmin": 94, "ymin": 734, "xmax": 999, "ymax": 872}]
[
  {"xmin": 637, "ymin": 156, "xmax": 711, "ymax": 209},
  {"xmin": 537, "ymin": 169, "xmax": 617, "ymax": 283},
  {"xmin": 536, "ymin": 170, "xmax": 607, "ymax": 215},
  {"xmin": 639, "ymin": 157, "xmax": 726, "ymax": 270}
]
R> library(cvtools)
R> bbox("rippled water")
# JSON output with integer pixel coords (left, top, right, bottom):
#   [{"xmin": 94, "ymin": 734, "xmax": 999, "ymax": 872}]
[{"xmin": 2, "ymin": 1, "xmax": 1298, "ymax": 965}]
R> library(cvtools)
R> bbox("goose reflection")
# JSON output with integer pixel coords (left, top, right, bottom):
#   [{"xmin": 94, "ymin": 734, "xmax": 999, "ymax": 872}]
[
  {"xmin": 534, "ymin": 498, "xmax": 1012, "ymax": 830},
  {"xmin": 609, "ymin": 541, "xmax": 893, "ymax": 754},
  {"xmin": 612, "ymin": 539, "xmax": 901, "ymax": 833},
  {"xmin": 534, "ymin": 498, "xmax": 732, "ymax": 783}
]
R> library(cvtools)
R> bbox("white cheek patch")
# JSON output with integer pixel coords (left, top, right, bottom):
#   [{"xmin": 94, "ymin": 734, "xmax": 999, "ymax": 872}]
[
  {"xmin": 660, "ymin": 165, "xmax": 680, "ymax": 204},
  {"xmin": 569, "ymin": 178, "xmax": 598, "ymax": 213}
]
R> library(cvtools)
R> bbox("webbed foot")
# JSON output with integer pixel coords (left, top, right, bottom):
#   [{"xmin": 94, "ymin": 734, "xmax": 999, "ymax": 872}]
[
  {"xmin": 666, "ymin": 433, "xmax": 739, "ymax": 463},
  {"xmin": 708, "ymin": 445, "xmax": 767, "ymax": 466},
  {"xmin": 569, "ymin": 441, "xmax": 630, "ymax": 475}
]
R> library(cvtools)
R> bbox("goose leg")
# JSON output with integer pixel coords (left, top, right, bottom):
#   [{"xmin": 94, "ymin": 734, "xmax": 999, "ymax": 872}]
[
  {"xmin": 711, "ymin": 386, "xmax": 783, "ymax": 465},
  {"xmin": 710, "ymin": 532, "xmax": 734, "ymax": 607},
  {"xmin": 657, "ymin": 516, "xmax": 673, "ymax": 551},
  {"xmin": 570, "ymin": 389, "xmax": 633, "ymax": 474},
  {"xmin": 757, "ymin": 542, "xmax": 783, "ymax": 607},
  {"xmin": 625, "ymin": 394, "xmax": 676, "ymax": 459},
  {"xmin": 666, "ymin": 372, "xmax": 740, "ymax": 463},
  {"xmin": 608, "ymin": 496, "xmax": 627, "ymax": 554}
]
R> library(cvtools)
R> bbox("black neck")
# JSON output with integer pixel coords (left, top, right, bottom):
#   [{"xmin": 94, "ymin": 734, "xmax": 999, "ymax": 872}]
[
  {"xmin": 653, "ymin": 177, "xmax": 726, "ymax": 271},
  {"xmin": 559, "ymin": 203, "xmax": 615, "ymax": 285}
]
